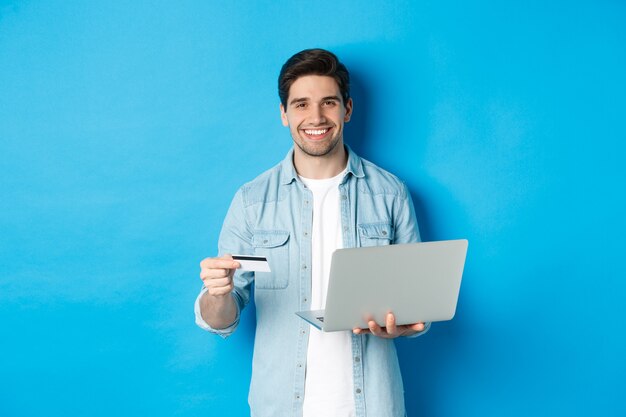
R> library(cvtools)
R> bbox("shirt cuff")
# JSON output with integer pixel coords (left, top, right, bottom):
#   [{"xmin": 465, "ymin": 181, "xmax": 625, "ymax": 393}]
[{"xmin": 194, "ymin": 286, "xmax": 241, "ymax": 339}]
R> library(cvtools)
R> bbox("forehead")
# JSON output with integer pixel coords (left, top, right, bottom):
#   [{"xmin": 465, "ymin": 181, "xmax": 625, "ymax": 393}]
[{"xmin": 288, "ymin": 75, "xmax": 341, "ymax": 101}]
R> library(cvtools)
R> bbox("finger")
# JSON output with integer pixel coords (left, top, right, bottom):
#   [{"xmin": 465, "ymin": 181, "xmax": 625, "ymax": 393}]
[
  {"xmin": 213, "ymin": 259, "xmax": 240, "ymax": 269},
  {"xmin": 409, "ymin": 322, "xmax": 426, "ymax": 332},
  {"xmin": 200, "ymin": 268, "xmax": 231, "ymax": 280},
  {"xmin": 368, "ymin": 320, "xmax": 384, "ymax": 337},
  {"xmin": 386, "ymin": 313, "xmax": 397, "ymax": 335},
  {"xmin": 220, "ymin": 254, "xmax": 241, "ymax": 269},
  {"xmin": 202, "ymin": 277, "xmax": 232, "ymax": 288},
  {"xmin": 393, "ymin": 322, "xmax": 425, "ymax": 337},
  {"xmin": 353, "ymin": 327, "xmax": 371, "ymax": 335},
  {"xmin": 204, "ymin": 279, "xmax": 234, "ymax": 296},
  {"xmin": 200, "ymin": 258, "xmax": 240, "ymax": 270},
  {"xmin": 206, "ymin": 284, "xmax": 234, "ymax": 297}
]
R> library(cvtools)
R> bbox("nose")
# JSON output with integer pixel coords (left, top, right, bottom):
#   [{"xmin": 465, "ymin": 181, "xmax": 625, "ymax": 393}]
[{"xmin": 309, "ymin": 105, "xmax": 327, "ymax": 125}]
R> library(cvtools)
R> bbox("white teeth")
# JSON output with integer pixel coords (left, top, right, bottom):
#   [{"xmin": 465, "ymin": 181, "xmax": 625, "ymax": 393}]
[{"xmin": 304, "ymin": 129, "xmax": 328, "ymax": 135}]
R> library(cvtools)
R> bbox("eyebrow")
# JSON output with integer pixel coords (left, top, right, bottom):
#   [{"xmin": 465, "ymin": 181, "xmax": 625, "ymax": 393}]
[
  {"xmin": 289, "ymin": 97, "xmax": 309, "ymax": 106},
  {"xmin": 288, "ymin": 95, "xmax": 342, "ymax": 106}
]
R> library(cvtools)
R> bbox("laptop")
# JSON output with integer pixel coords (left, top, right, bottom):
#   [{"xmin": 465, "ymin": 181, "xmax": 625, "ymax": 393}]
[{"xmin": 295, "ymin": 239, "xmax": 468, "ymax": 332}]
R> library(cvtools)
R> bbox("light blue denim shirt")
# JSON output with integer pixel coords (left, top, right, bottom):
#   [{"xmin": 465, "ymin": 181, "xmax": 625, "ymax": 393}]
[{"xmin": 195, "ymin": 145, "xmax": 430, "ymax": 417}]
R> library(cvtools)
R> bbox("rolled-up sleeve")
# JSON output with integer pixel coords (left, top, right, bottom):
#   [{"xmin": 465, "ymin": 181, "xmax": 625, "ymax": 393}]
[{"xmin": 194, "ymin": 286, "xmax": 243, "ymax": 338}]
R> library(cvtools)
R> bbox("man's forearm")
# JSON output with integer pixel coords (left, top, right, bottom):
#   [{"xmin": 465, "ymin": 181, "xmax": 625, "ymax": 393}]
[{"xmin": 200, "ymin": 291, "xmax": 238, "ymax": 330}]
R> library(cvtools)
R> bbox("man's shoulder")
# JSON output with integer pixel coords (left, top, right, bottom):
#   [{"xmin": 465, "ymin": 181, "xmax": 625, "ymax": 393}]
[
  {"xmin": 358, "ymin": 156, "xmax": 408, "ymax": 196},
  {"xmin": 241, "ymin": 161, "xmax": 283, "ymax": 188},
  {"xmin": 236, "ymin": 160, "xmax": 285, "ymax": 206}
]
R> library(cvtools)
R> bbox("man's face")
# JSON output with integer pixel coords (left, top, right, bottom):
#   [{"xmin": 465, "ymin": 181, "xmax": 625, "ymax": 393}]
[{"xmin": 280, "ymin": 75, "xmax": 352, "ymax": 158}]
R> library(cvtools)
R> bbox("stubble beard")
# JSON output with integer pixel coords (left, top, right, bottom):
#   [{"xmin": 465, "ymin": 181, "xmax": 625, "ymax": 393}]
[{"xmin": 293, "ymin": 131, "xmax": 342, "ymax": 158}]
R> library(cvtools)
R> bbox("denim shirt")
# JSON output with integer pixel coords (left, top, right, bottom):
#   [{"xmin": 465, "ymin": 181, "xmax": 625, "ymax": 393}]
[{"xmin": 195, "ymin": 146, "xmax": 430, "ymax": 417}]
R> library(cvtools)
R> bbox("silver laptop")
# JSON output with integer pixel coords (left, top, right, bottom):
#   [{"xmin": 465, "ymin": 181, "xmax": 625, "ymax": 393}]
[{"xmin": 295, "ymin": 239, "xmax": 468, "ymax": 332}]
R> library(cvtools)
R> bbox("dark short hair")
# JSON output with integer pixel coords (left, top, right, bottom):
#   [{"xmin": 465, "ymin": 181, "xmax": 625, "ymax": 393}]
[{"xmin": 278, "ymin": 48, "xmax": 350, "ymax": 108}]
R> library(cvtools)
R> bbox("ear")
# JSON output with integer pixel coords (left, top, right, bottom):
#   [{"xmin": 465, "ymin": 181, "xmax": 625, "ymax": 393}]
[
  {"xmin": 344, "ymin": 98, "xmax": 353, "ymax": 122},
  {"xmin": 280, "ymin": 103, "xmax": 289, "ymax": 127}
]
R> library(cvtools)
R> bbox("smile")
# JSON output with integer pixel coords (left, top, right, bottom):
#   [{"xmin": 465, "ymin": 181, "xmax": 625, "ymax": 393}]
[
  {"xmin": 304, "ymin": 128, "xmax": 328, "ymax": 135},
  {"xmin": 301, "ymin": 127, "xmax": 333, "ymax": 140}
]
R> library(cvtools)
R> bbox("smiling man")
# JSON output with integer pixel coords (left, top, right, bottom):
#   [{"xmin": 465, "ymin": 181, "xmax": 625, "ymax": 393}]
[
  {"xmin": 195, "ymin": 49, "xmax": 429, "ymax": 417},
  {"xmin": 282, "ymin": 74, "xmax": 349, "ymax": 161}
]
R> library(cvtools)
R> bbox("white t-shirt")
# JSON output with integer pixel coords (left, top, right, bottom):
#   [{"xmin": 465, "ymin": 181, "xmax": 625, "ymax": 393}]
[{"xmin": 299, "ymin": 169, "xmax": 355, "ymax": 417}]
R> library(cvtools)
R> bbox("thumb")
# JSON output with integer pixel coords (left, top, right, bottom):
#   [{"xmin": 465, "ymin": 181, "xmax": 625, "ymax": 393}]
[{"xmin": 222, "ymin": 253, "xmax": 239, "ymax": 277}]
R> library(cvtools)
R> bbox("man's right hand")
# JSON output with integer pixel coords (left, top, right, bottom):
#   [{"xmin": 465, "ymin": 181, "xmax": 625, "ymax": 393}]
[{"xmin": 199, "ymin": 255, "xmax": 241, "ymax": 297}]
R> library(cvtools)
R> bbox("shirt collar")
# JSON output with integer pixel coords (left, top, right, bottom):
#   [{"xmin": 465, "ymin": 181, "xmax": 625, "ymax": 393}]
[{"xmin": 279, "ymin": 144, "xmax": 365, "ymax": 185}]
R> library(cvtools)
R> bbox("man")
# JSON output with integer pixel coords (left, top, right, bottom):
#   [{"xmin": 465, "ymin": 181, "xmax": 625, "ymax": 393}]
[{"xmin": 195, "ymin": 48, "xmax": 429, "ymax": 417}]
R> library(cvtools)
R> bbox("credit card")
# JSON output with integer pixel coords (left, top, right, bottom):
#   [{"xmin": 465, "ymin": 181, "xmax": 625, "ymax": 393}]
[{"xmin": 232, "ymin": 255, "xmax": 271, "ymax": 272}]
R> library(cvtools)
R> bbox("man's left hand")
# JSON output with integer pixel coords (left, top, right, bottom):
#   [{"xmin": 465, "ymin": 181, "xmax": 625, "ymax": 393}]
[{"xmin": 352, "ymin": 313, "xmax": 425, "ymax": 338}]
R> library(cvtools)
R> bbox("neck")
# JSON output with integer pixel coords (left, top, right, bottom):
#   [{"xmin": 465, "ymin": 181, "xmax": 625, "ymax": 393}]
[{"xmin": 293, "ymin": 142, "xmax": 348, "ymax": 179}]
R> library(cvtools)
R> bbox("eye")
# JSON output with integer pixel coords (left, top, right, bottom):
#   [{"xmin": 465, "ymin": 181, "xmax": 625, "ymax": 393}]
[
  {"xmin": 295, "ymin": 102, "xmax": 307, "ymax": 109},
  {"xmin": 323, "ymin": 100, "xmax": 337, "ymax": 107}
]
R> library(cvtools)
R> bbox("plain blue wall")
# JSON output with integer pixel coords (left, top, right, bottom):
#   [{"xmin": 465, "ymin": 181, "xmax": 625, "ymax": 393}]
[{"xmin": 1, "ymin": 1, "xmax": 625, "ymax": 416}]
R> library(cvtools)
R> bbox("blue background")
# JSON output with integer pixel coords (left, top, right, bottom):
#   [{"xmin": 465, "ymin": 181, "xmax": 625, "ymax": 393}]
[{"xmin": 1, "ymin": 1, "xmax": 625, "ymax": 416}]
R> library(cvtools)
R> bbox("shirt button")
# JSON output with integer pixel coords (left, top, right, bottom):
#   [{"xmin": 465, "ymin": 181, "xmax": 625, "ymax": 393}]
[
  {"xmin": 356, "ymin": 388, "xmax": 362, "ymax": 394},
  {"xmin": 382, "ymin": 230, "xmax": 387, "ymax": 236},
  {"xmin": 341, "ymin": 195, "xmax": 347, "ymax": 200},
  {"xmin": 263, "ymin": 239, "xmax": 268, "ymax": 244},
  {"xmin": 343, "ymin": 226, "xmax": 348, "ymax": 232},
  {"xmin": 303, "ymin": 231, "xmax": 308, "ymax": 236},
  {"xmin": 302, "ymin": 265, "xmax": 307, "ymax": 270},
  {"xmin": 354, "ymin": 356, "xmax": 360, "ymax": 362}
]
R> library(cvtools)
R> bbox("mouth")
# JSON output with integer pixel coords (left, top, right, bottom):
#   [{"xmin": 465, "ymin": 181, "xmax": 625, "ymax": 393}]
[{"xmin": 300, "ymin": 127, "xmax": 333, "ymax": 141}]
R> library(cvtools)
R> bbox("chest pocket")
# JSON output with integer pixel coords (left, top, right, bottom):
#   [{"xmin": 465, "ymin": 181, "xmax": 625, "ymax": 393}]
[
  {"xmin": 252, "ymin": 230, "xmax": 290, "ymax": 289},
  {"xmin": 358, "ymin": 222, "xmax": 394, "ymax": 247}
]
